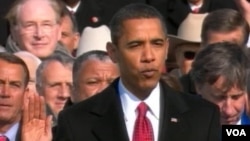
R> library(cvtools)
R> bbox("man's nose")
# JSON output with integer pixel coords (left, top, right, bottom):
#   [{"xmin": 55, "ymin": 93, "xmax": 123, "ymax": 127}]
[
  {"xmin": 141, "ymin": 45, "xmax": 155, "ymax": 63},
  {"xmin": 58, "ymin": 83, "xmax": 71, "ymax": 98},
  {"xmin": 0, "ymin": 84, "xmax": 10, "ymax": 98}
]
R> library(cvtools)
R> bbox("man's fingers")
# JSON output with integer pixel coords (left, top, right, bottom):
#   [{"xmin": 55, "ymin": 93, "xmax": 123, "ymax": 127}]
[
  {"xmin": 22, "ymin": 96, "xmax": 30, "ymax": 124},
  {"xmin": 45, "ymin": 115, "xmax": 53, "ymax": 140},
  {"xmin": 34, "ymin": 94, "xmax": 40, "ymax": 119},
  {"xmin": 40, "ymin": 96, "xmax": 46, "ymax": 119},
  {"xmin": 28, "ymin": 93, "xmax": 35, "ymax": 120}
]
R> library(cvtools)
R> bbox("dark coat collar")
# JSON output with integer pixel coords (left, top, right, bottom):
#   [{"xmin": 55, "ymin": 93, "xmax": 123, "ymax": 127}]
[{"xmin": 88, "ymin": 78, "xmax": 191, "ymax": 141}]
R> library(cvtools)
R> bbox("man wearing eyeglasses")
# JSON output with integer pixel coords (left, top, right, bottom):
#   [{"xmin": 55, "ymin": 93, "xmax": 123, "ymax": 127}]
[
  {"xmin": 5, "ymin": 0, "xmax": 72, "ymax": 60},
  {"xmin": 168, "ymin": 13, "xmax": 207, "ymax": 79}
]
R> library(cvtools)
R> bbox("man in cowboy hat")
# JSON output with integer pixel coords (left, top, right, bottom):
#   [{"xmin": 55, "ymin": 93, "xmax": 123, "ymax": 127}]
[{"xmin": 167, "ymin": 13, "xmax": 208, "ymax": 78}]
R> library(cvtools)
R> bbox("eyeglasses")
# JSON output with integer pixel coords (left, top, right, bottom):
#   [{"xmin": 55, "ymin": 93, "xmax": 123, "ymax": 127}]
[
  {"xmin": 19, "ymin": 22, "xmax": 57, "ymax": 34},
  {"xmin": 183, "ymin": 51, "xmax": 196, "ymax": 60}
]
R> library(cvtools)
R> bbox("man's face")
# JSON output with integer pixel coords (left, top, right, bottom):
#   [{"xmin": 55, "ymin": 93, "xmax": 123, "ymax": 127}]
[
  {"xmin": 175, "ymin": 43, "xmax": 200, "ymax": 75},
  {"xmin": 75, "ymin": 59, "xmax": 119, "ymax": 102},
  {"xmin": 197, "ymin": 76, "xmax": 246, "ymax": 125},
  {"xmin": 60, "ymin": 15, "xmax": 79, "ymax": 53},
  {"xmin": 108, "ymin": 18, "xmax": 168, "ymax": 96},
  {"xmin": 0, "ymin": 60, "xmax": 27, "ymax": 124},
  {"xmin": 41, "ymin": 61, "xmax": 72, "ymax": 117},
  {"xmin": 206, "ymin": 27, "xmax": 244, "ymax": 46},
  {"xmin": 13, "ymin": 0, "xmax": 61, "ymax": 59}
]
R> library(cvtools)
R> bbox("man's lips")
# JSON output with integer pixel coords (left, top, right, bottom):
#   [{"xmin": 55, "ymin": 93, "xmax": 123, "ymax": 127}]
[
  {"xmin": 141, "ymin": 69, "xmax": 157, "ymax": 78},
  {"xmin": 222, "ymin": 117, "xmax": 239, "ymax": 124},
  {"xmin": 55, "ymin": 101, "xmax": 66, "ymax": 107},
  {"xmin": 32, "ymin": 43, "xmax": 47, "ymax": 47},
  {"xmin": 0, "ymin": 104, "xmax": 11, "ymax": 109}
]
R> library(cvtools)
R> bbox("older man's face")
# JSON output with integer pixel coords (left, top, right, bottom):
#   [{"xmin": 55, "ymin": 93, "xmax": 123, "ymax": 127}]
[
  {"xmin": 41, "ymin": 61, "xmax": 72, "ymax": 117},
  {"xmin": 13, "ymin": 0, "xmax": 61, "ymax": 59},
  {"xmin": 74, "ymin": 59, "xmax": 119, "ymax": 102}
]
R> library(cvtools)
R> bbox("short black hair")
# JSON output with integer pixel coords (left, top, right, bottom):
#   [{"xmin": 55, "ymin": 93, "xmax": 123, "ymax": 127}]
[{"xmin": 109, "ymin": 3, "xmax": 167, "ymax": 46}]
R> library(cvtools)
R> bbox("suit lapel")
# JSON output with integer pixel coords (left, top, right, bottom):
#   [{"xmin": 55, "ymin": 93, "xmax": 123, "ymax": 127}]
[
  {"xmin": 90, "ymin": 80, "xmax": 129, "ymax": 141},
  {"xmin": 158, "ymin": 80, "xmax": 190, "ymax": 141}
]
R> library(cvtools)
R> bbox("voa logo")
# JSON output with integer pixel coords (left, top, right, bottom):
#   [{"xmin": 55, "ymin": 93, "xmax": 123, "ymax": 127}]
[{"xmin": 226, "ymin": 129, "xmax": 246, "ymax": 136}]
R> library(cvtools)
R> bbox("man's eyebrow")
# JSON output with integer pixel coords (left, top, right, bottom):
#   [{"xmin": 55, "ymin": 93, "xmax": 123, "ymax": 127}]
[
  {"xmin": 150, "ymin": 38, "xmax": 164, "ymax": 43},
  {"xmin": 126, "ymin": 40, "xmax": 144, "ymax": 46}
]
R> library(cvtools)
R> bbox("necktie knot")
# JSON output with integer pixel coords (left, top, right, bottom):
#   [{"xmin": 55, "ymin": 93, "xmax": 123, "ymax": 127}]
[
  {"xmin": 137, "ymin": 102, "xmax": 148, "ymax": 117},
  {"xmin": 0, "ymin": 136, "xmax": 8, "ymax": 141},
  {"xmin": 192, "ymin": 7, "xmax": 200, "ymax": 13}
]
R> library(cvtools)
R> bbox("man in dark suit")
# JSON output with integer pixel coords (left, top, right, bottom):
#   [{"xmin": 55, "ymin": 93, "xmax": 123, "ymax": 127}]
[{"xmin": 19, "ymin": 3, "xmax": 221, "ymax": 141}]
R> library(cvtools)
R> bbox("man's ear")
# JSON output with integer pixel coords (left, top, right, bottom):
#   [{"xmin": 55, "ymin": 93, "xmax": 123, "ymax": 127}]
[
  {"xmin": 10, "ymin": 26, "xmax": 18, "ymax": 42},
  {"xmin": 165, "ymin": 38, "xmax": 169, "ymax": 60},
  {"xmin": 194, "ymin": 83, "xmax": 202, "ymax": 96},
  {"xmin": 106, "ymin": 42, "xmax": 118, "ymax": 63},
  {"xmin": 73, "ymin": 32, "xmax": 80, "ymax": 49},
  {"xmin": 57, "ymin": 24, "xmax": 62, "ymax": 40}
]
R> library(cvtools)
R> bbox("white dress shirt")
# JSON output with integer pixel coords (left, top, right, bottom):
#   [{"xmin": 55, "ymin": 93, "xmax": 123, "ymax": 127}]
[
  {"xmin": 247, "ymin": 35, "xmax": 250, "ymax": 48},
  {"xmin": 0, "ymin": 122, "xmax": 19, "ymax": 141},
  {"xmin": 66, "ymin": 1, "xmax": 81, "ymax": 13},
  {"xmin": 119, "ymin": 79, "xmax": 160, "ymax": 141},
  {"xmin": 189, "ymin": 2, "xmax": 202, "ymax": 11}
]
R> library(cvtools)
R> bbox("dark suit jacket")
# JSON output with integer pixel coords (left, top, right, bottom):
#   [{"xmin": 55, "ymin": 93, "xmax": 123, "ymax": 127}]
[
  {"xmin": 0, "ymin": 0, "xmax": 15, "ymax": 46},
  {"xmin": 54, "ymin": 78, "xmax": 220, "ymax": 141},
  {"xmin": 180, "ymin": 73, "xmax": 197, "ymax": 95}
]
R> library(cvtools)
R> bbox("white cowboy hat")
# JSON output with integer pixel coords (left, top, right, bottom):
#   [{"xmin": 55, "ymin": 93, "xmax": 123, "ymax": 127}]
[
  {"xmin": 167, "ymin": 13, "xmax": 208, "ymax": 65},
  {"xmin": 77, "ymin": 25, "xmax": 111, "ymax": 57}
]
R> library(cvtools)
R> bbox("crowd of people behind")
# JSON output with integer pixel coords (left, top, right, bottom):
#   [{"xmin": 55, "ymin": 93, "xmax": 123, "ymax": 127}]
[{"xmin": 0, "ymin": 0, "xmax": 250, "ymax": 141}]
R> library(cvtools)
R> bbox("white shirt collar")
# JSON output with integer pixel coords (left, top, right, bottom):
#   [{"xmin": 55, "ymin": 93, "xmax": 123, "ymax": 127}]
[
  {"xmin": 66, "ymin": 1, "xmax": 81, "ymax": 13},
  {"xmin": 0, "ymin": 122, "xmax": 19, "ymax": 141},
  {"xmin": 189, "ymin": 2, "xmax": 203, "ymax": 11},
  {"xmin": 237, "ymin": 119, "xmax": 242, "ymax": 125},
  {"xmin": 119, "ymin": 79, "xmax": 160, "ymax": 121}
]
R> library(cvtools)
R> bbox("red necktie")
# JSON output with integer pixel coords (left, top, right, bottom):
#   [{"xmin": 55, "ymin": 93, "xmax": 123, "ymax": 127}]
[
  {"xmin": 0, "ymin": 136, "xmax": 8, "ymax": 141},
  {"xmin": 132, "ymin": 102, "xmax": 154, "ymax": 141}
]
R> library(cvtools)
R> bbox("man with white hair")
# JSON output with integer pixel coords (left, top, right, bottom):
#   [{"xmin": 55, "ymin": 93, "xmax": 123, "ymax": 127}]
[
  {"xmin": 6, "ymin": 0, "xmax": 72, "ymax": 59},
  {"xmin": 14, "ymin": 51, "xmax": 41, "ymax": 94}
]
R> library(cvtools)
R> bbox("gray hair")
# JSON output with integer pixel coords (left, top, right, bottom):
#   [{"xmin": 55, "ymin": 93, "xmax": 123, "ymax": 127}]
[
  {"xmin": 73, "ymin": 50, "xmax": 113, "ymax": 89},
  {"xmin": 36, "ymin": 54, "xmax": 74, "ymax": 94},
  {"xmin": 190, "ymin": 42, "xmax": 249, "ymax": 92},
  {"xmin": 6, "ymin": 0, "xmax": 63, "ymax": 27}
]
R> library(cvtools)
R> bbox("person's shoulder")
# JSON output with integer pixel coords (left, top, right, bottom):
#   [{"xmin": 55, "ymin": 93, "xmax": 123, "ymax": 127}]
[
  {"xmin": 59, "ymin": 82, "xmax": 118, "ymax": 117},
  {"xmin": 179, "ymin": 91, "xmax": 218, "ymax": 110}
]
